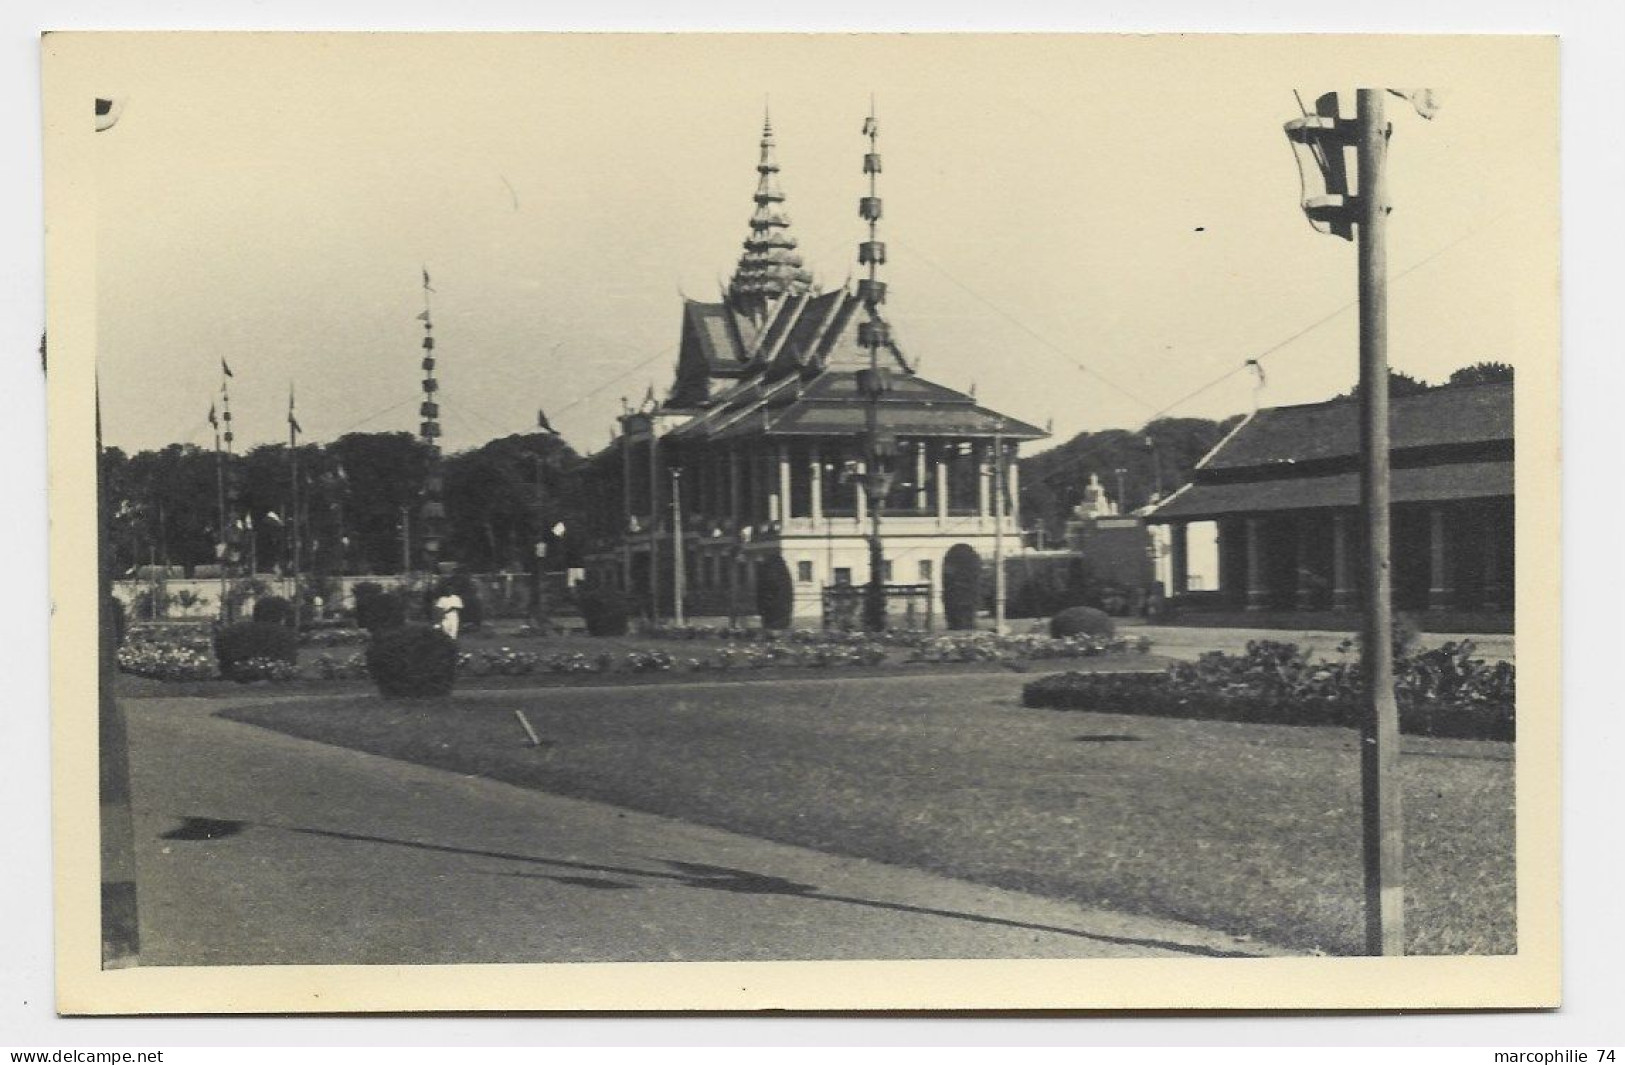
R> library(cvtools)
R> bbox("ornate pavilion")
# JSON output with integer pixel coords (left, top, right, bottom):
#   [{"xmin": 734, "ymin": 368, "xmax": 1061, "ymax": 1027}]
[{"xmin": 580, "ymin": 117, "xmax": 1045, "ymax": 624}]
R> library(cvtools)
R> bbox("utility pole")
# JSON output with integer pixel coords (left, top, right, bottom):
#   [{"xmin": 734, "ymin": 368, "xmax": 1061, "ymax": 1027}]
[
  {"xmin": 992, "ymin": 421, "xmax": 1007, "ymax": 635},
  {"xmin": 671, "ymin": 466, "xmax": 686, "ymax": 626},
  {"xmin": 1354, "ymin": 87, "xmax": 1403, "ymax": 957},
  {"xmin": 1114, "ymin": 467, "xmax": 1129, "ymax": 514},
  {"xmin": 1286, "ymin": 87, "xmax": 1434, "ymax": 956}
]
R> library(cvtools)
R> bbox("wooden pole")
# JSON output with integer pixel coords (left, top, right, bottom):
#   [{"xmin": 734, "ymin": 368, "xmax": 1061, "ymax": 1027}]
[
  {"xmin": 993, "ymin": 422, "xmax": 1007, "ymax": 635},
  {"xmin": 290, "ymin": 417, "xmax": 301, "ymax": 629},
  {"xmin": 671, "ymin": 466, "xmax": 685, "ymax": 626},
  {"xmin": 1356, "ymin": 87, "xmax": 1404, "ymax": 956}
]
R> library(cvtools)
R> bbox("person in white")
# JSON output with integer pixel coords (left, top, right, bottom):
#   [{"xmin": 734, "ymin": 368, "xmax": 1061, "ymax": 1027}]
[{"xmin": 434, "ymin": 587, "xmax": 465, "ymax": 640}]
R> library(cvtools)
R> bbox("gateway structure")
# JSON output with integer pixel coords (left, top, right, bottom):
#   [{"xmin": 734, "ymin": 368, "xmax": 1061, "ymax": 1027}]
[{"xmin": 580, "ymin": 117, "xmax": 1045, "ymax": 625}]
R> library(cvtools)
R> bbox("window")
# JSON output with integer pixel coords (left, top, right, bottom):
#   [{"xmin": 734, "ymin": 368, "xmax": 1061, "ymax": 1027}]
[
  {"xmin": 918, "ymin": 559, "xmax": 934, "ymax": 582},
  {"xmin": 796, "ymin": 560, "xmax": 814, "ymax": 583},
  {"xmin": 833, "ymin": 567, "xmax": 852, "ymax": 587},
  {"xmin": 882, "ymin": 560, "xmax": 894, "ymax": 581}
]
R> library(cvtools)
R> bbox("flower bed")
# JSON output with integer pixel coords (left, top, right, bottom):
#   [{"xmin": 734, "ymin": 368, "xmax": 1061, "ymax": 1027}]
[
  {"xmin": 1022, "ymin": 639, "xmax": 1514, "ymax": 741},
  {"xmin": 116, "ymin": 639, "xmax": 218, "ymax": 681},
  {"xmin": 119, "ymin": 626, "xmax": 1154, "ymax": 686}
]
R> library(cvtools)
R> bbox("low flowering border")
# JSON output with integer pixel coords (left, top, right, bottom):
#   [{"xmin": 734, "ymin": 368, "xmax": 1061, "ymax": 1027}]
[{"xmin": 1021, "ymin": 639, "xmax": 1514, "ymax": 741}]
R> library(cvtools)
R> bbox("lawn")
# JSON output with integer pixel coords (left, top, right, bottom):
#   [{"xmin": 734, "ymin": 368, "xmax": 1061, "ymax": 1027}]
[{"xmin": 220, "ymin": 671, "xmax": 1515, "ymax": 956}]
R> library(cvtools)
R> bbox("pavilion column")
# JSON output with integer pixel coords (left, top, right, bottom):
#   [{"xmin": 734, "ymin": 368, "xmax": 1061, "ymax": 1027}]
[
  {"xmin": 978, "ymin": 443, "xmax": 992, "ymax": 518},
  {"xmin": 1006, "ymin": 446, "xmax": 1021, "ymax": 529},
  {"xmin": 809, "ymin": 443, "xmax": 823, "ymax": 522},
  {"xmin": 1294, "ymin": 515, "xmax": 1317, "ymax": 610},
  {"xmin": 1170, "ymin": 521, "xmax": 1190, "ymax": 597},
  {"xmin": 1427, "ymin": 504, "xmax": 1454, "ymax": 612},
  {"xmin": 1244, "ymin": 516, "xmax": 1268, "ymax": 611},
  {"xmin": 1331, "ymin": 510, "xmax": 1354, "ymax": 611},
  {"xmin": 776, "ymin": 442, "xmax": 791, "ymax": 524},
  {"xmin": 914, "ymin": 443, "xmax": 928, "ymax": 511},
  {"xmin": 935, "ymin": 450, "xmax": 949, "ymax": 522},
  {"xmin": 1481, "ymin": 505, "xmax": 1506, "ymax": 609},
  {"xmin": 728, "ymin": 445, "xmax": 741, "ymax": 528}
]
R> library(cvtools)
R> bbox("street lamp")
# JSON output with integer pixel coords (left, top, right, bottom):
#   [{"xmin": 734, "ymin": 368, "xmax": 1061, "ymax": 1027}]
[{"xmin": 1284, "ymin": 87, "xmax": 1437, "ymax": 957}]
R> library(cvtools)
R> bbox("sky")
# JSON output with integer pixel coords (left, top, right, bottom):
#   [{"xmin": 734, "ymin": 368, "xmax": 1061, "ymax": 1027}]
[{"xmin": 88, "ymin": 33, "xmax": 1557, "ymax": 458}]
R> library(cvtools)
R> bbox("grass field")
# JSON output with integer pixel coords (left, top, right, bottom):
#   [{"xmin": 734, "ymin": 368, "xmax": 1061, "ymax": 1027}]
[{"xmin": 221, "ymin": 671, "xmax": 1515, "ymax": 956}]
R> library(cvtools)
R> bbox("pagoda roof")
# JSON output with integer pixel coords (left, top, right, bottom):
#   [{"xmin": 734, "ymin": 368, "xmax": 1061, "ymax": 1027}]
[{"xmin": 666, "ymin": 366, "xmax": 1046, "ymax": 444}]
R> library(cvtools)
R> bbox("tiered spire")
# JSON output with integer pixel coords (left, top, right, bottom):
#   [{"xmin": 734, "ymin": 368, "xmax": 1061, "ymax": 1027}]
[
  {"xmin": 727, "ymin": 113, "xmax": 813, "ymax": 316},
  {"xmin": 418, "ymin": 268, "xmax": 446, "ymax": 572}
]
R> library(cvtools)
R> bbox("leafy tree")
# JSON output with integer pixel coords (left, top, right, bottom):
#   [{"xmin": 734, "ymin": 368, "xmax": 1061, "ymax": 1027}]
[
  {"xmin": 1018, "ymin": 415, "xmax": 1237, "ymax": 546},
  {"xmin": 327, "ymin": 432, "xmax": 433, "ymax": 573},
  {"xmin": 1447, "ymin": 361, "xmax": 1514, "ymax": 387},
  {"xmin": 1336, "ymin": 368, "xmax": 1433, "ymax": 401}
]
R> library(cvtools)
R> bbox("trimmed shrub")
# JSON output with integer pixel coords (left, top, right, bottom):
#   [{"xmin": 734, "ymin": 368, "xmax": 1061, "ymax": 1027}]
[
  {"xmin": 942, "ymin": 544, "xmax": 981, "ymax": 630},
  {"xmin": 355, "ymin": 586, "xmax": 406, "ymax": 633},
  {"xmin": 366, "ymin": 624, "xmax": 458, "ymax": 698},
  {"xmin": 1049, "ymin": 605, "xmax": 1115, "ymax": 639},
  {"xmin": 214, "ymin": 621, "xmax": 300, "ymax": 683},
  {"xmin": 576, "ymin": 587, "xmax": 631, "ymax": 637},
  {"xmin": 252, "ymin": 595, "xmax": 295, "ymax": 627},
  {"xmin": 756, "ymin": 556, "xmax": 795, "ymax": 631}
]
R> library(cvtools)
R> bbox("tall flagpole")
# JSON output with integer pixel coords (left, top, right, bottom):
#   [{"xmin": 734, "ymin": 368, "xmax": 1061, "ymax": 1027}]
[
  {"xmin": 219, "ymin": 359, "xmax": 238, "ymax": 620},
  {"xmin": 289, "ymin": 382, "xmax": 302, "ymax": 629},
  {"xmin": 211, "ymin": 399, "xmax": 226, "ymax": 622}
]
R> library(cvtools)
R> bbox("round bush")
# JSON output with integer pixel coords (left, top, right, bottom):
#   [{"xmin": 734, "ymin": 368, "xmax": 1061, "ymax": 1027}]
[
  {"xmin": 366, "ymin": 624, "xmax": 458, "ymax": 698},
  {"xmin": 1049, "ymin": 605, "xmax": 1116, "ymax": 639},
  {"xmin": 252, "ymin": 595, "xmax": 295, "ymax": 627},
  {"xmin": 576, "ymin": 587, "xmax": 631, "ymax": 637},
  {"xmin": 355, "ymin": 587, "xmax": 407, "ymax": 633},
  {"xmin": 942, "ymin": 544, "xmax": 982, "ymax": 630},
  {"xmin": 755, "ymin": 556, "xmax": 794, "ymax": 631},
  {"xmin": 214, "ymin": 621, "xmax": 300, "ymax": 682}
]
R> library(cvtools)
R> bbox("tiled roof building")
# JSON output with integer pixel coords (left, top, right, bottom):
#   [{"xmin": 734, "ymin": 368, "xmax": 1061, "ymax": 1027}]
[{"xmin": 1147, "ymin": 381, "xmax": 1513, "ymax": 618}]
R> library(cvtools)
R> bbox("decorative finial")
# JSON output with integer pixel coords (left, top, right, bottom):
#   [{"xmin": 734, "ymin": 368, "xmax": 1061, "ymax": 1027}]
[{"xmin": 726, "ymin": 110, "xmax": 812, "ymax": 316}]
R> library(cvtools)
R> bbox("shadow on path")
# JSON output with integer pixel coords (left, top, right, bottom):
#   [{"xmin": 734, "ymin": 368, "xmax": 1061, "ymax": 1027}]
[{"xmin": 163, "ymin": 815, "xmax": 1263, "ymax": 959}]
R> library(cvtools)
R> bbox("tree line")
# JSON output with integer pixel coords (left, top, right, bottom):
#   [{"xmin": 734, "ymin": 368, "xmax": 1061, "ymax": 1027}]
[{"xmin": 101, "ymin": 430, "xmax": 587, "ymax": 578}]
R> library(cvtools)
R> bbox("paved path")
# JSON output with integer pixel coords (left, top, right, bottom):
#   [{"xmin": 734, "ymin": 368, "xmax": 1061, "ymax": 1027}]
[{"xmin": 124, "ymin": 694, "xmax": 1282, "ymax": 965}]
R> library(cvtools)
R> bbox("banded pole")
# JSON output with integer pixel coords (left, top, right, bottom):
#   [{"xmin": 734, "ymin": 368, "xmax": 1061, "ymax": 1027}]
[{"xmin": 857, "ymin": 100, "xmax": 893, "ymax": 632}]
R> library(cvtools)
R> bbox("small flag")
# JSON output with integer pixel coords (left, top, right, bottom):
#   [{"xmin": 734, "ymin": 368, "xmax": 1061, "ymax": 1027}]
[
  {"xmin": 422, "ymin": 267, "xmax": 434, "ymax": 292},
  {"xmin": 1387, "ymin": 88, "xmax": 1443, "ymax": 121},
  {"xmin": 94, "ymin": 97, "xmax": 125, "ymax": 133},
  {"xmin": 208, "ymin": 403, "xmax": 218, "ymax": 429},
  {"xmin": 537, "ymin": 408, "xmax": 556, "ymax": 434},
  {"xmin": 416, "ymin": 310, "xmax": 431, "ymax": 322},
  {"xmin": 288, "ymin": 387, "xmax": 302, "ymax": 435},
  {"xmin": 862, "ymin": 115, "xmax": 878, "ymax": 137},
  {"xmin": 221, "ymin": 358, "xmax": 234, "ymax": 378}
]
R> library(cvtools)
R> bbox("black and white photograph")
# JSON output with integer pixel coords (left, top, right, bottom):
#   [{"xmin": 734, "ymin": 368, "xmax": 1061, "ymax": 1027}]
[{"xmin": 41, "ymin": 31, "xmax": 1561, "ymax": 1014}]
